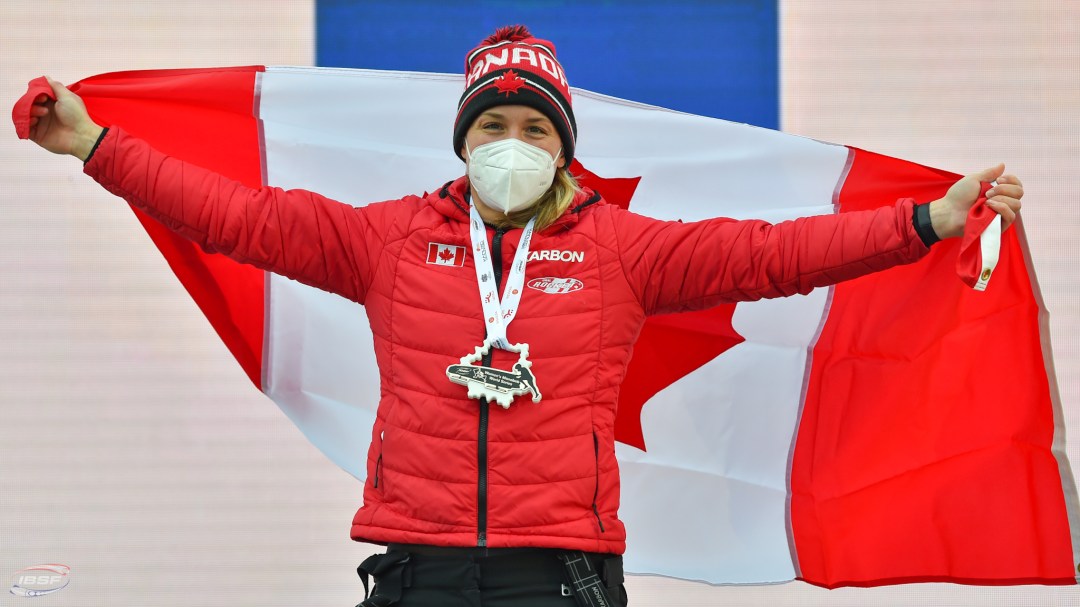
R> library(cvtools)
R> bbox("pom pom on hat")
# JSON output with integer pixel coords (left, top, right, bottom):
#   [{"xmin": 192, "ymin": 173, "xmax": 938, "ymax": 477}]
[
  {"xmin": 453, "ymin": 25, "xmax": 577, "ymax": 164},
  {"xmin": 481, "ymin": 25, "xmax": 533, "ymax": 45}
]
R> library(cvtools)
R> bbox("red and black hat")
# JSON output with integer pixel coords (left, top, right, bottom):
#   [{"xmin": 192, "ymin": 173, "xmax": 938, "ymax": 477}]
[{"xmin": 453, "ymin": 25, "xmax": 577, "ymax": 164}]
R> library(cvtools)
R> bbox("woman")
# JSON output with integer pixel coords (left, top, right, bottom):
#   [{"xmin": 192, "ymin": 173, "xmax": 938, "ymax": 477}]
[{"xmin": 24, "ymin": 25, "xmax": 1023, "ymax": 607}]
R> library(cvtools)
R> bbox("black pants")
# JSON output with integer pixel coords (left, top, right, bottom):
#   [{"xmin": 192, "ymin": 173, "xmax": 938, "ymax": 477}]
[{"xmin": 356, "ymin": 545, "xmax": 627, "ymax": 607}]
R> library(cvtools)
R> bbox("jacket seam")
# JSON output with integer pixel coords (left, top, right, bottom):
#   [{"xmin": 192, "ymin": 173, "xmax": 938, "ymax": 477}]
[
  {"xmin": 359, "ymin": 500, "xmax": 477, "ymax": 530},
  {"xmin": 383, "ymin": 420, "xmax": 593, "ymax": 443},
  {"xmin": 606, "ymin": 208, "xmax": 645, "ymax": 308},
  {"xmin": 699, "ymin": 240, "xmax": 920, "ymax": 306},
  {"xmin": 486, "ymin": 516, "xmax": 606, "ymax": 531},
  {"xmin": 383, "ymin": 462, "xmax": 595, "ymax": 487},
  {"xmin": 366, "ymin": 226, "xmax": 406, "ymax": 303},
  {"xmin": 588, "ymin": 211, "xmax": 608, "ymax": 542}
]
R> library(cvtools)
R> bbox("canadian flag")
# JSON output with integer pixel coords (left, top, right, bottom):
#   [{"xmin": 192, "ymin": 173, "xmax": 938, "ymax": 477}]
[
  {"xmin": 23, "ymin": 66, "xmax": 1078, "ymax": 587},
  {"xmin": 426, "ymin": 243, "xmax": 466, "ymax": 267}
]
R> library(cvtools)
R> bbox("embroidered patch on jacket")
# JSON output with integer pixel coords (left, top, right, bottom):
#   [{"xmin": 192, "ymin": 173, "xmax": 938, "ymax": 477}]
[
  {"xmin": 427, "ymin": 243, "xmax": 466, "ymax": 267},
  {"xmin": 527, "ymin": 277, "xmax": 584, "ymax": 294}
]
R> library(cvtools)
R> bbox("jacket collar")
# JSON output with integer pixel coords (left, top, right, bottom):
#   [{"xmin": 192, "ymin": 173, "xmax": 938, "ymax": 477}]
[{"xmin": 432, "ymin": 175, "xmax": 604, "ymax": 232}]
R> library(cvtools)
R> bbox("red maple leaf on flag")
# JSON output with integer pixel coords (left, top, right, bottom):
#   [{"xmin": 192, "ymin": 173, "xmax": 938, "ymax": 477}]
[
  {"xmin": 494, "ymin": 70, "xmax": 526, "ymax": 96},
  {"xmin": 570, "ymin": 161, "xmax": 747, "ymax": 451},
  {"xmin": 438, "ymin": 247, "xmax": 455, "ymax": 262}
]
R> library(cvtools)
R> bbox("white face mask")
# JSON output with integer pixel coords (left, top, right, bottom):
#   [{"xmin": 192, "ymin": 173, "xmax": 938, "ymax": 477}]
[{"xmin": 466, "ymin": 139, "xmax": 561, "ymax": 214}]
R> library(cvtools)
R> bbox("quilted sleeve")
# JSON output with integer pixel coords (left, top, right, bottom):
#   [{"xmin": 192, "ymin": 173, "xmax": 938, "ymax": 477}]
[
  {"xmin": 608, "ymin": 199, "xmax": 930, "ymax": 316},
  {"xmin": 84, "ymin": 127, "xmax": 399, "ymax": 304}
]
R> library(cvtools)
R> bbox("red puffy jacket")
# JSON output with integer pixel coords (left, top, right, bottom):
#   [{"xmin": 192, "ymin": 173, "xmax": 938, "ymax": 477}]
[{"xmin": 85, "ymin": 127, "xmax": 929, "ymax": 554}]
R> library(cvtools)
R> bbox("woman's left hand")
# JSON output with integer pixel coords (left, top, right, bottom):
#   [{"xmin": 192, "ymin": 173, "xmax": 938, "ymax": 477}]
[{"xmin": 928, "ymin": 163, "xmax": 1024, "ymax": 240}]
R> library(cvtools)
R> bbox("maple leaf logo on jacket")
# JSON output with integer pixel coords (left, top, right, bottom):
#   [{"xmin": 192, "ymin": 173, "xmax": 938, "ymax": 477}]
[
  {"xmin": 494, "ymin": 70, "xmax": 526, "ymax": 96},
  {"xmin": 426, "ymin": 243, "xmax": 465, "ymax": 267}
]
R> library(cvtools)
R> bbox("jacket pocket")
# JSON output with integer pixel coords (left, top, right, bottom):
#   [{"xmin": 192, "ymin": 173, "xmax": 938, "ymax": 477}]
[
  {"xmin": 372, "ymin": 429, "xmax": 385, "ymax": 490},
  {"xmin": 372, "ymin": 453, "xmax": 384, "ymax": 489},
  {"xmin": 591, "ymin": 431, "xmax": 605, "ymax": 533}
]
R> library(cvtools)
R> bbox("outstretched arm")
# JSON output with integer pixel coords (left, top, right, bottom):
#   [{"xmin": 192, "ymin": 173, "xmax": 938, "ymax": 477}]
[
  {"xmin": 25, "ymin": 78, "xmax": 392, "ymax": 304},
  {"xmin": 612, "ymin": 166, "xmax": 1024, "ymax": 315}
]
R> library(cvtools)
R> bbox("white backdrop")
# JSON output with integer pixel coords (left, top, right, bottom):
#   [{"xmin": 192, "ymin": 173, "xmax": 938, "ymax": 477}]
[{"xmin": 1, "ymin": 1, "xmax": 1078, "ymax": 605}]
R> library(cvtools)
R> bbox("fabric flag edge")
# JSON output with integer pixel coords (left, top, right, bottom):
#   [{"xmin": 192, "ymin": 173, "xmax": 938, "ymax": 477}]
[{"xmin": 1015, "ymin": 215, "xmax": 1080, "ymax": 582}]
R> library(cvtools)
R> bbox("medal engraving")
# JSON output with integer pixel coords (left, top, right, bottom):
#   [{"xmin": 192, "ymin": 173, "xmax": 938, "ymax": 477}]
[{"xmin": 446, "ymin": 339, "xmax": 541, "ymax": 409}]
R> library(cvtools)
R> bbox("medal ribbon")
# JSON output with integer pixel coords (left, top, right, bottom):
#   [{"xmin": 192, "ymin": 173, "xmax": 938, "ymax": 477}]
[{"xmin": 469, "ymin": 204, "xmax": 535, "ymax": 350}]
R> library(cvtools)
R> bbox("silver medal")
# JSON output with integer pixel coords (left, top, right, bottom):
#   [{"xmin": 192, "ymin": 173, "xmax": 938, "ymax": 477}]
[{"xmin": 446, "ymin": 338, "xmax": 541, "ymax": 409}]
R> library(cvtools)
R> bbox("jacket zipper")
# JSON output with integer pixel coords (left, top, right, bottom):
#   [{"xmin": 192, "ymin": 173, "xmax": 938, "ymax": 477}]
[
  {"xmin": 372, "ymin": 454, "xmax": 382, "ymax": 489},
  {"xmin": 592, "ymin": 431, "xmax": 606, "ymax": 532},
  {"xmin": 477, "ymin": 226, "xmax": 507, "ymax": 548}
]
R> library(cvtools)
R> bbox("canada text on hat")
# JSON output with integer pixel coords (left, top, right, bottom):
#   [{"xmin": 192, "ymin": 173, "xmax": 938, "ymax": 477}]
[{"xmin": 464, "ymin": 41, "xmax": 569, "ymax": 90}]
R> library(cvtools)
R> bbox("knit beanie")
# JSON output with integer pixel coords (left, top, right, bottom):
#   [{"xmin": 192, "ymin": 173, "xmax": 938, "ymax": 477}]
[{"xmin": 453, "ymin": 25, "xmax": 577, "ymax": 164}]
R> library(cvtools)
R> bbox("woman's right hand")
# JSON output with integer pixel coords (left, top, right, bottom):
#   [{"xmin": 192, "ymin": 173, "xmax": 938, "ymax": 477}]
[{"xmin": 28, "ymin": 77, "xmax": 104, "ymax": 161}]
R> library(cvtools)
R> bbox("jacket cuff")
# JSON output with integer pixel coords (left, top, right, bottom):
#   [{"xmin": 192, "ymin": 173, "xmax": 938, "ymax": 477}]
[
  {"xmin": 82, "ymin": 127, "xmax": 110, "ymax": 165},
  {"xmin": 911, "ymin": 202, "xmax": 940, "ymax": 247}
]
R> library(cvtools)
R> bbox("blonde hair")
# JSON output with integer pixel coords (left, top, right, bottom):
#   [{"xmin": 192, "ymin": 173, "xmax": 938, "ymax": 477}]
[{"xmin": 496, "ymin": 169, "xmax": 582, "ymax": 231}]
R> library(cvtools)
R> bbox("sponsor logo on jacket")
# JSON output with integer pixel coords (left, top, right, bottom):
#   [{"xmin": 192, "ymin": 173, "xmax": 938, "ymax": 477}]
[
  {"xmin": 527, "ymin": 250, "xmax": 584, "ymax": 263},
  {"xmin": 527, "ymin": 277, "xmax": 584, "ymax": 294}
]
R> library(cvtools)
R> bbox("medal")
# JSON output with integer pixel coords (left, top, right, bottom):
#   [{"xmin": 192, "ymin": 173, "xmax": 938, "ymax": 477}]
[
  {"xmin": 445, "ymin": 205, "xmax": 541, "ymax": 408},
  {"xmin": 446, "ymin": 339, "xmax": 541, "ymax": 409}
]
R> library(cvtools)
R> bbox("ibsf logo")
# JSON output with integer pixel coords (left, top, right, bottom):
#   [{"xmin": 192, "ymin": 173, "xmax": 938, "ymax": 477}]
[
  {"xmin": 527, "ymin": 277, "xmax": 584, "ymax": 294},
  {"xmin": 9, "ymin": 564, "xmax": 71, "ymax": 597}
]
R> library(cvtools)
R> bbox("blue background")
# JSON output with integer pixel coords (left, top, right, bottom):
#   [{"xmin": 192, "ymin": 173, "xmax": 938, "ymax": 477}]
[{"xmin": 316, "ymin": 0, "xmax": 778, "ymax": 129}]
